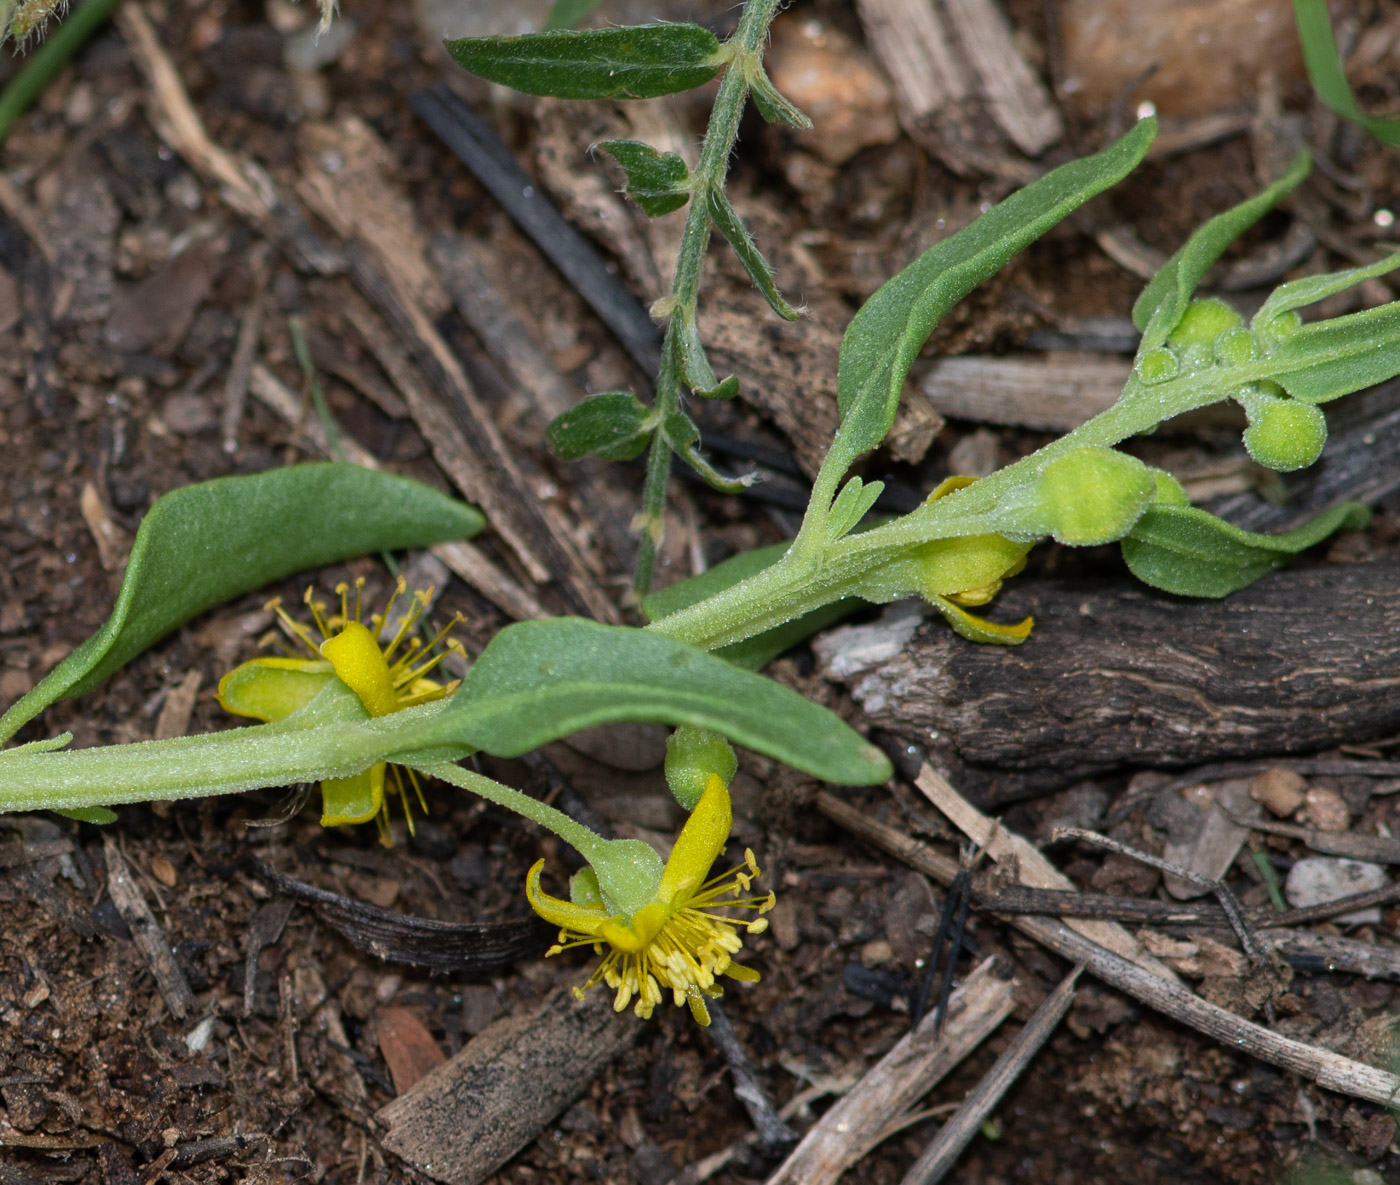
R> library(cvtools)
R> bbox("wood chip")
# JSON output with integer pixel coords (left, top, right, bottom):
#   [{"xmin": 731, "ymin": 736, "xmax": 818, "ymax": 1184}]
[
  {"xmin": 767, "ymin": 957, "xmax": 1014, "ymax": 1185},
  {"xmin": 154, "ymin": 670, "xmax": 202, "ymax": 741},
  {"xmin": 102, "ymin": 834, "xmax": 196, "ymax": 1020},
  {"xmin": 79, "ymin": 481, "xmax": 131, "ymax": 572},
  {"xmin": 920, "ymin": 353, "xmax": 1130, "ymax": 432},
  {"xmin": 376, "ymin": 1006, "xmax": 448, "ymax": 1096},
  {"xmin": 377, "ymin": 985, "xmax": 639, "ymax": 1185},
  {"xmin": 1162, "ymin": 778, "xmax": 1257, "ymax": 900}
]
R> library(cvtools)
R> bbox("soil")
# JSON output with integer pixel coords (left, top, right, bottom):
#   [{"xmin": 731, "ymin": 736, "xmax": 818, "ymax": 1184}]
[{"xmin": 1, "ymin": 1, "xmax": 1399, "ymax": 1184}]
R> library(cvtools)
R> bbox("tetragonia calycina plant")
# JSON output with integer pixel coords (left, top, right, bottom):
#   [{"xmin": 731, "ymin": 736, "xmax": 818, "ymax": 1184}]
[{"xmin": 3, "ymin": 5, "xmax": 1400, "ymax": 1027}]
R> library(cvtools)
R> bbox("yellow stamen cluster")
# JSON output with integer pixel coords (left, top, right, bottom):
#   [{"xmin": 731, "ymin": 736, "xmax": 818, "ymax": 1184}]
[{"xmin": 544, "ymin": 848, "xmax": 775, "ymax": 1025}]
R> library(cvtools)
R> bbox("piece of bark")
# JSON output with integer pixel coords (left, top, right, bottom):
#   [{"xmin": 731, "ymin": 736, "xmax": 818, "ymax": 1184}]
[
  {"xmin": 1162, "ymin": 778, "xmax": 1258, "ymax": 900},
  {"xmin": 102, "ymin": 834, "xmax": 196, "ymax": 1020},
  {"xmin": 378, "ymin": 985, "xmax": 639, "ymax": 1185},
  {"xmin": 816, "ymin": 557, "xmax": 1400, "ymax": 805},
  {"xmin": 766, "ymin": 957, "xmax": 1014, "ymax": 1185},
  {"xmin": 1262, "ymin": 930, "xmax": 1400, "ymax": 983},
  {"xmin": 377, "ymin": 1006, "xmax": 448, "ymax": 1095},
  {"xmin": 920, "ymin": 353, "xmax": 1130, "ymax": 431}
]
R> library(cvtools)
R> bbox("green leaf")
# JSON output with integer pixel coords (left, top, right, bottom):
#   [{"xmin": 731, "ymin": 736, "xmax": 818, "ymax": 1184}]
[
  {"xmin": 56, "ymin": 807, "xmax": 117, "ymax": 824},
  {"xmin": 1252, "ymin": 251, "xmax": 1400, "ymax": 334},
  {"xmin": 676, "ymin": 312, "xmax": 739, "ymax": 399},
  {"xmin": 662, "ymin": 411, "xmax": 700, "ymax": 449},
  {"xmin": 1121, "ymin": 501, "xmax": 1369, "ymax": 597},
  {"xmin": 596, "ymin": 139, "xmax": 691, "ymax": 217},
  {"xmin": 543, "ymin": 0, "xmax": 602, "ymax": 31},
  {"xmin": 827, "ymin": 477, "xmax": 884, "ymax": 539},
  {"xmin": 644, "ymin": 542, "xmax": 861, "ymax": 669},
  {"xmin": 0, "ymin": 464, "xmax": 484, "ymax": 745},
  {"xmin": 1266, "ymin": 301, "xmax": 1400, "ymax": 403},
  {"xmin": 831, "ymin": 118, "xmax": 1155, "ymax": 478},
  {"xmin": 547, "ymin": 391, "xmax": 653, "ymax": 460},
  {"xmin": 1291, "ymin": 0, "xmax": 1400, "ymax": 145},
  {"xmin": 707, "ymin": 187, "xmax": 801, "ymax": 320},
  {"xmin": 445, "ymin": 25, "xmax": 725, "ymax": 100},
  {"xmin": 747, "ymin": 66, "xmax": 812, "ymax": 129},
  {"xmin": 434, "ymin": 618, "xmax": 891, "ymax": 783},
  {"xmin": 1133, "ymin": 151, "xmax": 1311, "ymax": 348}
]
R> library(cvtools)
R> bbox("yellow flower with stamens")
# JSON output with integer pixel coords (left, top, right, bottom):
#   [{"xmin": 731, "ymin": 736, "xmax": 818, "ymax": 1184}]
[
  {"xmin": 217, "ymin": 577, "xmax": 465, "ymax": 843},
  {"xmin": 526, "ymin": 773, "xmax": 774, "ymax": 1025}
]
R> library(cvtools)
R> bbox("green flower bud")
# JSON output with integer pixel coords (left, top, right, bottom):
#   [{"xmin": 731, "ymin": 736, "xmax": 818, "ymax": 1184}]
[
  {"xmin": 1035, "ymin": 447, "xmax": 1156, "ymax": 545},
  {"xmin": 1136, "ymin": 346, "xmax": 1179, "ymax": 385},
  {"xmin": 1259, "ymin": 309, "xmax": 1303, "ymax": 341},
  {"xmin": 1240, "ymin": 394, "xmax": 1327, "ymax": 472},
  {"xmin": 1168, "ymin": 297, "xmax": 1244, "ymax": 349},
  {"xmin": 1213, "ymin": 326, "xmax": 1256, "ymax": 368},
  {"xmin": 570, "ymin": 865, "xmax": 603, "ymax": 908},
  {"xmin": 1148, "ymin": 467, "xmax": 1191, "ymax": 507},
  {"xmin": 665, "ymin": 726, "xmax": 738, "ymax": 811}
]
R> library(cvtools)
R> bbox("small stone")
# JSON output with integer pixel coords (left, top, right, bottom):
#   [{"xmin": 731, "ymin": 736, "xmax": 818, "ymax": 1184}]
[
  {"xmin": 1297, "ymin": 786, "xmax": 1350, "ymax": 832},
  {"xmin": 860, "ymin": 938, "xmax": 893, "ymax": 967},
  {"xmin": 765, "ymin": 16, "xmax": 899, "ymax": 164},
  {"xmin": 161, "ymin": 393, "xmax": 216, "ymax": 435},
  {"xmin": 149, "ymin": 854, "xmax": 178, "ymax": 887},
  {"xmin": 1251, "ymin": 767, "xmax": 1306, "ymax": 816},
  {"xmin": 1285, "ymin": 857, "xmax": 1388, "ymax": 925}
]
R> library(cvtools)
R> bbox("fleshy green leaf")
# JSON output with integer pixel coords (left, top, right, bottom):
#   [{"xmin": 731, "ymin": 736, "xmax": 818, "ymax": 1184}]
[
  {"xmin": 1266, "ymin": 301, "xmax": 1400, "ymax": 403},
  {"xmin": 830, "ymin": 118, "xmax": 1155, "ymax": 479},
  {"xmin": 0, "ymin": 464, "xmax": 484, "ymax": 745},
  {"xmin": 434, "ymin": 618, "xmax": 891, "ymax": 782},
  {"xmin": 1133, "ymin": 151, "xmax": 1311, "ymax": 348},
  {"xmin": 676, "ymin": 312, "xmax": 739, "ymax": 399},
  {"xmin": 1120, "ymin": 501, "xmax": 1369, "ymax": 597},
  {"xmin": 547, "ymin": 391, "xmax": 653, "ymax": 460},
  {"xmin": 597, "ymin": 139, "xmax": 691, "ymax": 217},
  {"xmin": 707, "ymin": 187, "xmax": 801, "ymax": 320},
  {"xmin": 1252, "ymin": 251, "xmax": 1400, "ymax": 333},
  {"xmin": 445, "ymin": 25, "xmax": 725, "ymax": 100},
  {"xmin": 1291, "ymin": 0, "xmax": 1400, "ymax": 145}
]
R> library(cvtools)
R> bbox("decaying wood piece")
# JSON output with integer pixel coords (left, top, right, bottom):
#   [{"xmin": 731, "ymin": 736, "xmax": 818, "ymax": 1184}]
[
  {"xmin": 766, "ymin": 958, "xmax": 1015, "ymax": 1185},
  {"xmin": 818, "ymin": 779, "xmax": 1400, "ymax": 1108},
  {"xmin": 920, "ymin": 353, "xmax": 1131, "ymax": 431},
  {"xmin": 102, "ymin": 834, "xmax": 195, "ymax": 1020},
  {"xmin": 1161, "ymin": 778, "xmax": 1258, "ymax": 900},
  {"xmin": 378, "ymin": 985, "xmax": 639, "ymax": 1185},
  {"xmin": 816, "ymin": 558, "xmax": 1400, "ymax": 804}
]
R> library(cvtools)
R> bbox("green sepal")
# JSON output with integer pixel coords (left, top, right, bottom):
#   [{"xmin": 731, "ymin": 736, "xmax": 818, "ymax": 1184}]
[
  {"xmin": 0, "ymin": 464, "xmax": 483, "ymax": 746},
  {"xmin": 596, "ymin": 139, "xmax": 691, "ymax": 217},
  {"xmin": 707, "ymin": 186, "xmax": 802, "ymax": 321},
  {"xmin": 445, "ymin": 25, "xmax": 725, "ymax": 100},
  {"xmin": 1133, "ymin": 151, "xmax": 1311, "ymax": 349},
  {"xmin": 1121, "ymin": 501, "xmax": 1370, "ymax": 598},
  {"xmin": 547, "ymin": 391, "xmax": 654, "ymax": 460},
  {"xmin": 829, "ymin": 118, "xmax": 1155, "ymax": 481}
]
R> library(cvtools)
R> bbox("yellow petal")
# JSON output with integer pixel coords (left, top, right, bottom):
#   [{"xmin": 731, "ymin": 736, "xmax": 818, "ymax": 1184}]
[
  {"xmin": 658, "ymin": 773, "xmax": 731, "ymax": 905},
  {"xmin": 525, "ymin": 859, "xmax": 613, "ymax": 936},
  {"xmin": 216, "ymin": 658, "xmax": 334, "ymax": 722},
  {"xmin": 320, "ymin": 762, "xmax": 385, "ymax": 826},
  {"xmin": 320, "ymin": 622, "xmax": 399, "ymax": 717},
  {"xmin": 931, "ymin": 595, "xmax": 1033, "ymax": 645}
]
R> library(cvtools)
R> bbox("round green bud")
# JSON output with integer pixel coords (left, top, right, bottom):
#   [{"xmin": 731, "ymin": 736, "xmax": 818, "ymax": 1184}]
[
  {"xmin": 569, "ymin": 866, "xmax": 603, "ymax": 908},
  {"xmin": 1148, "ymin": 468, "xmax": 1191, "ymax": 507},
  {"xmin": 665, "ymin": 726, "xmax": 738, "ymax": 811},
  {"xmin": 1241, "ymin": 396, "xmax": 1327, "ymax": 472},
  {"xmin": 1167, "ymin": 297, "xmax": 1244, "ymax": 350},
  {"xmin": 1035, "ymin": 447, "xmax": 1157, "ymax": 545},
  {"xmin": 1259, "ymin": 309, "xmax": 1303, "ymax": 341},
  {"xmin": 1213, "ymin": 326, "xmax": 1256, "ymax": 368},
  {"xmin": 1136, "ymin": 346, "xmax": 1180, "ymax": 385}
]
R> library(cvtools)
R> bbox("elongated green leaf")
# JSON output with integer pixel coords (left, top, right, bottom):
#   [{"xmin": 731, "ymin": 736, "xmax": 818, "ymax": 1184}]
[
  {"xmin": 1267, "ymin": 302, "xmax": 1400, "ymax": 403},
  {"xmin": 1252, "ymin": 251, "xmax": 1400, "ymax": 332},
  {"xmin": 707, "ymin": 187, "xmax": 801, "ymax": 320},
  {"xmin": 1121, "ymin": 501, "xmax": 1369, "ymax": 597},
  {"xmin": 747, "ymin": 66, "xmax": 812, "ymax": 129},
  {"xmin": 445, "ymin": 26, "xmax": 724, "ymax": 100},
  {"xmin": 437, "ymin": 618, "xmax": 890, "ymax": 781},
  {"xmin": 1133, "ymin": 152, "xmax": 1311, "ymax": 348},
  {"xmin": 832, "ymin": 119, "xmax": 1155, "ymax": 476},
  {"xmin": 827, "ymin": 477, "xmax": 884, "ymax": 540},
  {"xmin": 1291, "ymin": 0, "xmax": 1400, "ymax": 145},
  {"xmin": 547, "ymin": 391, "xmax": 653, "ymax": 460},
  {"xmin": 597, "ymin": 139, "xmax": 691, "ymax": 216},
  {"xmin": 0, "ymin": 464, "xmax": 483, "ymax": 745},
  {"xmin": 676, "ymin": 312, "xmax": 739, "ymax": 399}
]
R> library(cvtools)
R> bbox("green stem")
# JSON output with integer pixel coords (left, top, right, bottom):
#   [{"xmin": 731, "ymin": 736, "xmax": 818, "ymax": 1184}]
[
  {"xmin": 0, "ymin": 0, "xmax": 125, "ymax": 145},
  {"xmin": 631, "ymin": 0, "xmax": 786, "ymax": 600},
  {"xmin": 415, "ymin": 760, "xmax": 609, "ymax": 866}
]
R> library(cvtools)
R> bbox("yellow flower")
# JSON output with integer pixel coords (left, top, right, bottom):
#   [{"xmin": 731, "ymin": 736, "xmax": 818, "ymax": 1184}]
[
  {"xmin": 526, "ymin": 773, "xmax": 775, "ymax": 1025},
  {"xmin": 217, "ymin": 577, "xmax": 464, "ymax": 843}
]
